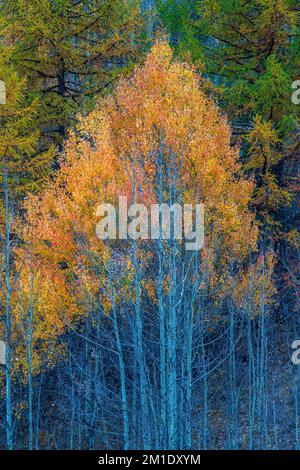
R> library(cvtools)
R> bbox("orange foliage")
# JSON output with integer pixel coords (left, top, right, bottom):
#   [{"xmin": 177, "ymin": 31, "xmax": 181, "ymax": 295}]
[{"xmin": 17, "ymin": 42, "xmax": 260, "ymax": 345}]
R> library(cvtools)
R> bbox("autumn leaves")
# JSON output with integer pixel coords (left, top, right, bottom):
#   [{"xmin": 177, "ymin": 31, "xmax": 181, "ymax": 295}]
[{"xmin": 9, "ymin": 43, "xmax": 259, "ymax": 353}]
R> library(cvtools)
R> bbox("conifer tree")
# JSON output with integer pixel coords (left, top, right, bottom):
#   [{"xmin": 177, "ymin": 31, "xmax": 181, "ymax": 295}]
[
  {"xmin": 0, "ymin": 56, "xmax": 53, "ymax": 224},
  {"xmin": 0, "ymin": 0, "xmax": 141, "ymax": 150}
]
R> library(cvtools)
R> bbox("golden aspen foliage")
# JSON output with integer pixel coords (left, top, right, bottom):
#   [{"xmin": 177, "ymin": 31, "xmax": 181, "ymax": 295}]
[{"xmin": 15, "ymin": 43, "xmax": 266, "ymax": 372}]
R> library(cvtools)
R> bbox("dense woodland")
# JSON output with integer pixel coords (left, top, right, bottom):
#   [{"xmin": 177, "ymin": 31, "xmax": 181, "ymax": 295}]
[{"xmin": 0, "ymin": 0, "xmax": 299, "ymax": 450}]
